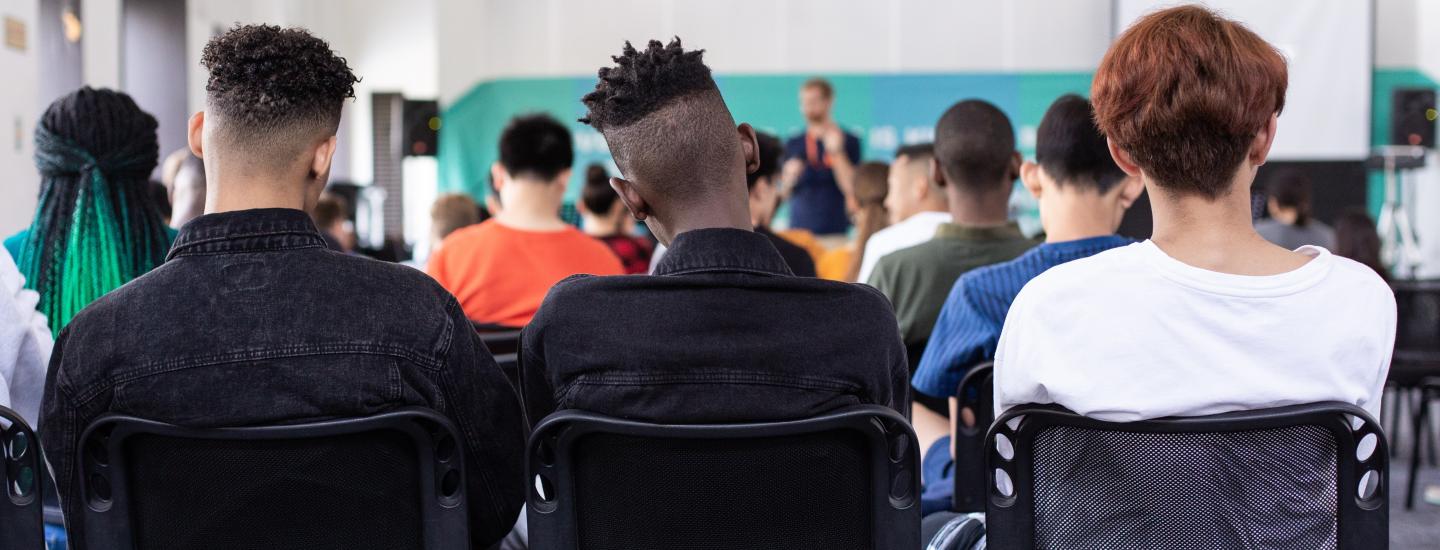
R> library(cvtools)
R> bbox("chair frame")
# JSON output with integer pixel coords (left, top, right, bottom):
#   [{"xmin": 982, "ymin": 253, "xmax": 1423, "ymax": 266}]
[
  {"xmin": 951, "ymin": 362, "xmax": 993, "ymax": 513},
  {"xmin": 1, "ymin": 405, "xmax": 44, "ymax": 550},
  {"xmin": 76, "ymin": 407, "xmax": 470, "ymax": 550},
  {"xmin": 526, "ymin": 405, "xmax": 921, "ymax": 550},
  {"xmin": 985, "ymin": 402, "xmax": 1388, "ymax": 550}
]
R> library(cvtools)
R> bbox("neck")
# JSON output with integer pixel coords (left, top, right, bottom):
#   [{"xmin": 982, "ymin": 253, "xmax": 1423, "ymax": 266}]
[
  {"xmin": 205, "ymin": 170, "xmax": 314, "ymax": 214},
  {"xmin": 805, "ymin": 119, "xmax": 830, "ymax": 133},
  {"xmin": 1148, "ymin": 178, "xmax": 1281, "ymax": 272},
  {"xmin": 496, "ymin": 182, "xmax": 567, "ymax": 231},
  {"xmin": 658, "ymin": 190, "xmax": 753, "ymax": 245},
  {"xmin": 948, "ymin": 186, "xmax": 1011, "ymax": 227},
  {"xmin": 581, "ymin": 213, "xmax": 623, "ymax": 237},
  {"xmin": 1043, "ymin": 191, "xmax": 1122, "ymax": 243}
]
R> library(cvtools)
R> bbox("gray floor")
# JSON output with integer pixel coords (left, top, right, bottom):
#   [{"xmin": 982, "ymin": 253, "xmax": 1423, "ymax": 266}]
[{"xmin": 1391, "ymin": 459, "xmax": 1440, "ymax": 549}]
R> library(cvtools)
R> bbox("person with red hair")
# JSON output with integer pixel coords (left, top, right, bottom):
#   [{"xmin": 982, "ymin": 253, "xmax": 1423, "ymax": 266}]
[{"xmin": 994, "ymin": 5, "xmax": 1395, "ymax": 423}]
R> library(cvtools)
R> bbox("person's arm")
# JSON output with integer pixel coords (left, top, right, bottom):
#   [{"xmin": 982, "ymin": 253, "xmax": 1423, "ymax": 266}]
[
  {"xmin": 822, "ymin": 125, "xmax": 856, "ymax": 200},
  {"xmin": 912, "ymin": 400, "xmax": 949, "ymax": 459},
  {"xmin": 781, "ymin": 137, "xmax": 806, "ymax": 199},
  {"xmin": 0, "ymin": 253, "xmax": 51, "ymax": 426},
  {"xmin": 438, "ymin": 300, "xmax": 527, "ymax": 548}
]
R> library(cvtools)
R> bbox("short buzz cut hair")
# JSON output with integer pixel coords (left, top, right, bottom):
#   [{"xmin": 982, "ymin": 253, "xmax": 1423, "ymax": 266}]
[
  {"xmin": 934, "ymin": 99, "xmax": 1016, "ymax": 192},
  {"xmin": 201, "ymin": 25, "xmax": 357, "ymax": 168},
  {"xmin": 1035, "ymin": 95, "xmax": 1126, "ymax": 193},
  {"xmin": 1092, "ymin": 5, "xmax": 1287, "ymax": 199},
  {"xmin": 802, "ymin": 77, "xmax": 834, "ymax": 99},
  {"xmin": 498, "ymin": 114, "xmax": 573, "ymax": 181},
  {"xmin": 580, "ymin": 38, "xmax": 738, "ymax": 200}
]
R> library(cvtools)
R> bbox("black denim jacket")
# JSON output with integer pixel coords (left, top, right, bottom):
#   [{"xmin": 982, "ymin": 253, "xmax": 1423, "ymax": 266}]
[
  {"xmin": 520, "ymin": 227, "xmax": 909, "ymax": 426},
  {"xmin": 39, "ymin": 208, "xmax": 525, "ymax": 548}
]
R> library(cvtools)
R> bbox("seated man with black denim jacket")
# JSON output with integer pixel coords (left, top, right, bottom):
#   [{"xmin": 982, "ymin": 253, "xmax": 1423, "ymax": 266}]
[
  {"xmin": 39, "ymin": 26, "xmax": 525, "ymax": 549},
  {"xmin": 519, "ymin": 38, "xmax": 908, "ymax": 426}
]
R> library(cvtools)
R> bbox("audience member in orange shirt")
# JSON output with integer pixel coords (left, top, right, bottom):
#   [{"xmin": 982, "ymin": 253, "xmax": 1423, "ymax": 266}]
[{"xmin": 428, "ymin": 115, "xmax": 623, "ymax": 327}]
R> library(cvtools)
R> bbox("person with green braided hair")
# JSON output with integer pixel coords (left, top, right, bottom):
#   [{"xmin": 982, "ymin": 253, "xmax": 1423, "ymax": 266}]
[{"xmin": 4, "ymin": 87, "xmax": 176, "ymax": 336}]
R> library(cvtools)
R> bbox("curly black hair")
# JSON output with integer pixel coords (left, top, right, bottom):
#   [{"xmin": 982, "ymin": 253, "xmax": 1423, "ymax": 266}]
[
  {"xmin": 202, "ymin": 24, "xmax": 358, "ymax": 140},
  {"xmin": 580, "ymin": 38, "xmax": 716, "ymax": 131}
]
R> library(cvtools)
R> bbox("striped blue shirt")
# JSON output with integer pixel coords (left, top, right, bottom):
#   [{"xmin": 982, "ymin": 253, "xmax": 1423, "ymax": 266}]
[{"xmin": 912, "ymin": 235, "xmax": 1133, "ymax": 398}]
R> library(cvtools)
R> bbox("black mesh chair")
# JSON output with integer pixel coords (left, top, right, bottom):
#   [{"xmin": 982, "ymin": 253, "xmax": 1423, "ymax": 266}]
[
  {"xmin": 1, "ymin": 405, "xmax": 43, "ymax": 549},
  {"xmin": 1389, "ymin": 279, "xmax": 1440, "ymax": 508},
  {"xmin": 476, "ymin": 329, "xmax": 522, "ymax": 356},
  {"xmin": 526, "ymin": 405, "xmax": 920, "ymax": 550},
  {"xmin": 76, "ymin": 408, "xmax": 469, "ymax": 550},
  {"xmin": 985, "ymin": 402, "xmax": 1388, "ymax": 550},
  {"xmin": 951, "ymin": 362, "xmax": 993, "ymax": 513}
]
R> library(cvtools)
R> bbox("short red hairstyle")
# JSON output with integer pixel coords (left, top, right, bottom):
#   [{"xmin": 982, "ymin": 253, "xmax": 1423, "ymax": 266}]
[{"xmin": 1092, "ymin": 5, "xmax": 1287, "ymax": 199}]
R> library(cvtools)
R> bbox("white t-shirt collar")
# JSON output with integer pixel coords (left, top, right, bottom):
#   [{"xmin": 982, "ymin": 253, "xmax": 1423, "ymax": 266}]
[{"xmin": 1136, "ymin": 240, "xmax": 1334, "ymax": 298}]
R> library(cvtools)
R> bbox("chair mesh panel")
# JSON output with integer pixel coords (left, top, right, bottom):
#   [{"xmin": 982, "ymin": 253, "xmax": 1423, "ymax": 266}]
[
  {"xmin": 572, "ymin": 430, "xmax": 872, "ymax": 550},
  {"xmin": 124, "ymin": 430, "xmax": 424, "ymax": 550},
  {"xmin": 1030, "ymin": 425, "xmax": 1338, "ymax": 550},
  {"xmin": 1394, "ymin": 285, "xmax": 1440, "ymax": 354}
]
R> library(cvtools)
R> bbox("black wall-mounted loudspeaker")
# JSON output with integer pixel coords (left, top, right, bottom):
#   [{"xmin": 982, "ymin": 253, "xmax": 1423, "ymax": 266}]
[
  {"xmin": 1392, "ymin": 88, "xmax": 1436, "ymax": 149},
  {"xmin": 402, "ymin": 99, "xmax": 440, "ymax": 157}
]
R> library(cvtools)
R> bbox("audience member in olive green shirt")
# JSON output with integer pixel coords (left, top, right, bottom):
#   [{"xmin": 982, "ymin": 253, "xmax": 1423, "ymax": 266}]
[{"xmin": 868, "ymin": 222, "xmax": 1033, "ymax": 354}]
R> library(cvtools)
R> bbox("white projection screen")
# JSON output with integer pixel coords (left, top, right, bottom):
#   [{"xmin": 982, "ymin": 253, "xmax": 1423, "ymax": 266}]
[{"xmin": 1114, "ymin": 0, "xmax": 1373, "ymax": 161}]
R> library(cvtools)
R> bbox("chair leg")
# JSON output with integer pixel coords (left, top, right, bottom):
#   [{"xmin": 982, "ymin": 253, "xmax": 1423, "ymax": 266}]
[
  {"xmin": 1408, "ymin": 387, "xmax": 1430, "ymax": 510},
  {"xmin": 1390, "ymin": 387, "xmax": 1404, "ymax": 458},
  {"xmin": 1429, "ymin": 396, "xmax": 1440, "ymax": 467}
]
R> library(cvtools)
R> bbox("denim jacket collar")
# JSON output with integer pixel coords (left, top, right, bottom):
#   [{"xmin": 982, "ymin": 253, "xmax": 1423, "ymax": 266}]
[
  {"xmin": 168, "ymin": 208, "xmax": 328, "ymax": 260},
  {"xmin": 653, "ymin": 228, "xmax": 794, "ymax": 277}
]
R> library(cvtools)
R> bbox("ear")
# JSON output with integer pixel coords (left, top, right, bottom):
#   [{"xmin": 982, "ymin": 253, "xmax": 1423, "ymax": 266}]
[
  {"xmin": 1007, "ymin": 151, "xmax": 1023, "ymax": 181},
  {"xmin": 1019, "ymin": 161, "xmax": 1043, "ymax": 200},
  {"xmin": 738, "ymin": 122, "xmax": 760, "ymax": 176},
  {"xmin": 1107, "ymin": 138, "xmax": 1144, "ymax": 178},
  {"xmin": 489, "ymin": 162, "xmax": 507, "ymax": 194},
  {"xmin": 1248, "ymin": 113, "xmax": 1279, "ymax": 167},
  {"xmin": 930, "ymin": 156, "xmax": 947, "ymax": 188},
  {"xmin": 310, "ymin": 136, "xmax": 337, "ymax": 182},
  {"xmin": 610, "ymin": 176, "xmax": 649, "ymax": 221},
  {"xmin": 1116, "ymin": 175, "xmax": 1145, "ymax": 209},
  {"xmin": 188, "ymin": 111, "xmax": 205, "ymax": 158}
]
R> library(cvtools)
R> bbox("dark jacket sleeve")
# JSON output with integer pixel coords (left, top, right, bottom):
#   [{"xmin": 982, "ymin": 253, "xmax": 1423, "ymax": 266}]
[
  {"xmin": 438, "ymin": 300, "xmax": 527, "ymax": 548},
  {"xmin": 518, "ymin": 314, "xmax": 556, "ymax": 430},
  {"xmin": 38, "ymin": 326, "xmax": 85, "ymax": 547}
]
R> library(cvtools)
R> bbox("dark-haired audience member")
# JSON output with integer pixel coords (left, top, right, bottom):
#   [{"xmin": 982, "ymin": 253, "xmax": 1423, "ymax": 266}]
[
  {"xmin": 1256, "ymin": 171, "xmax": 1334, "ymax": 250},
  {"xmin": 818, "ymin": 162, "xmax": 890, "ymax": 281},
  {"xmin": 521, "ymin": 38, "xmax": 907, "ymax": 428},
  {"xmin": 857, "ymin": 143, "xmax": 948, "ymax": 283},
  {"xmin": 909, "ymin": 95, "xmax": 1142, "ymax": 514},
  {"xmin": 312, "ymin": 192, "xmax": 354, "ymax": 252},
  {"xmin": 749, "ymin": 132, "xmax": 818, "ymax": 277},
  {"xmin": 148, "ymin": 180, "xmax": 173, "ymax": 225},
  {"xmin": 429, "ymin": 192, "xmax": 482, "ymax": 256},
  {"xmin": 40, "ymin": 26, "xmax": 526, "ymax": 548},
  {"xmin": 578, "ymin": 163, "xmax": 654, "ymax": 274},
  {"xmin": 868, "ymin": 100, "xmax": 1034, "ymax": 378},
  {"xmin": 781, "ymin": 77, "xmax": 860, "ymax": 236},
  {"xmin": 996, "ymin": 6, "xmax": 1394, "ymax": 423},
  {"xmin": 428, "ymin": 114, "xmax": 623, "ymax": 327},
  {"xmin": 1334, "ymin": 209, "xmax": 1389, "ymax": 282},
  {"xmin": 5, "ymin": 88, "xmax": 174, "ymax": 336},
  {"xmin": 161, "ymin": 148, "xmax": 207, "ymax": 228}
]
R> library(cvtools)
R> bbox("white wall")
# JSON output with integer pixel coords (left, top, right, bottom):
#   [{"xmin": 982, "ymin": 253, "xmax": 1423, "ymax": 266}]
[
  {"xmin": 1, "ymin": 0, "xmax": 40, "ymax": 236},
  {"xmin": 80, "ymin": 0, "xmax": 119, "ymax": 87}
]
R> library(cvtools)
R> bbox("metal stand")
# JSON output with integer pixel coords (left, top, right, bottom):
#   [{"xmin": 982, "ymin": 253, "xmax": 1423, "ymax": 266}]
[{"xmin": 1371, "ymin": 146, "xmax": 1428, "ymax": 279}]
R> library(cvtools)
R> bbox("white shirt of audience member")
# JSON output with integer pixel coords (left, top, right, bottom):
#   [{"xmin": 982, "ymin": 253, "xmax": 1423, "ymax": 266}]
[
  {"xmin": 858, "ymin": 211, "xmax": 953, "ymax": 284},
  {"xmin": 0, "ymin": 252, "xmax": 52, "ymax": 428},
  {"xmin": 995, "ymin": 241, "xmax": 1395, "ymax": 421}
]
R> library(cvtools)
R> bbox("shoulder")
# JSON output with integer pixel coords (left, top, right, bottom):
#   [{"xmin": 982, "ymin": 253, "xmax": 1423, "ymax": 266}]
[
  {"xmin": 1323, "ymin": 253, "xmax": 1395, "ymax": 306},
  {"xmin": 1011, "ymin": 244, "xmax": 1137, "ymax": 305},
  {"xmin": 4, "ymin": 230, "xmax": 27, "ymax": 260},
  {"xmin": 877, "ymin": 239, "xmax": 942, "ymax": 268}
]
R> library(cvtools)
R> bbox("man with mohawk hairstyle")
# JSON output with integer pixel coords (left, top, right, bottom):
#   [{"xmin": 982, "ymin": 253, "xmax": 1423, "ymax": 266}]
[{"xmin": 519, "ymin": 38, "xmax": 909, "ymax": 427}]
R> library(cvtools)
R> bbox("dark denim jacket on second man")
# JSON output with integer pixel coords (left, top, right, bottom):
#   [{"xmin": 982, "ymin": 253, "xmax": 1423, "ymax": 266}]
[
  {"xmin": 520, "ymin": 227, "xmax": 909, "ymax": 426},
  {"xmin": 39, "ymin": 208, "xmax": 525, "ymax": 548}
]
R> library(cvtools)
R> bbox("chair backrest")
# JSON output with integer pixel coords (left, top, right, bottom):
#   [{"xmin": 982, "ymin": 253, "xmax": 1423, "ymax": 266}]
[
  {"xmin": 985, "ymin": 402, "xmax": 1388, "ymax": 550},
  {"xmin": 1392, "ymin": 279, "xmax": 1440, "ymax": 357},
  {"xmin": 1, "ymin": 405, "xmax": 43, "ymax": 550},
  {"xmin": 526, "ymin": 405, "xmax": 920, "ymax": 550},
  {"xmin": 77, "ymin": 408, "xmax": 469, "ymax": 550},
  {"xmin": 494, "ymin": 353, "xmax": 521, "ymax": 393},
  {"xmin": 471, "ymin": 322, "xmax": 522, "ymax": 356},
  {"xmin": 951, "ymin": 362, "xmax": 993, "ymax": 513}
]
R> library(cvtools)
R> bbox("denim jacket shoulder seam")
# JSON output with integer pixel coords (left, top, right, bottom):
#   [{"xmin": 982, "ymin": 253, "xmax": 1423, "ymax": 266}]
[{"xmin": 169, "ymin": 243, "xmax": 326, "ymax": 259}]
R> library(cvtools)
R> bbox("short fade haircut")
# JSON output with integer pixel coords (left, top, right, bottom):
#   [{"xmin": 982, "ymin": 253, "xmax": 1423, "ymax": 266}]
[
  {"xmin": 934, "ymin": 99, "xmax": 1016, "ymax": 192},
  {"xmin": 498, "ymin": 114, "xmax": 573, "ymax": 181},
  {"xmin": 1036, "ymin": 95, "xmax": 1126, "ymax": 193},
  {"xmin": 201, "ymin": 25, "xmax": 357, "ymax": 167},
  {"xmin": 802, "ymin": 77, "xmax": 834, "ymax": 99},
  {"xmin": 747, "ymin": 132, "xmax": 783, "ymax": 189},
  {"xmin": 1092, "ymin": 5, "xmax": 1287, "ymax": 199},
  {"xmin": 580, "ymin": 38, "xmax": 737, "ymax": 201}
]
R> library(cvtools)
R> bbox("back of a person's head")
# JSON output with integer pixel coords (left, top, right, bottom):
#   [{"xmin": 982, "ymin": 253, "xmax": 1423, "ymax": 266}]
[
  {"xmin": 747, "ymin": 132, "xmax": 784, "ymax": 190},
  {"xmin": 1036, "ymin": 94, "xmax": 1125, "ymax": 193},
  {"xmin": 580, "ymin": 163, "xmax": 619, "ymax": 214},
  {"xmin": 22, "ymin": 87, "xmax": 169, "ymax": 335},
  {"xmin": 802, "ymin": 77, "xmax": 834, "ymax": 100},
  {"xmin": 853, "ymin": 162, "xmax": 890, "ymax": 208},
  {"xmin": 895, "ymin": 143, "xmax": 934, "ymax": 169},
  {"xmin": 1334, "ymin": 209, "xmax": 1387, "ymax": 281},
  {"xmin": 1267, "ymin": 170, "xmax": 1313, "ymax": 222},
  {"xmin": 312, "ymin": 193, "xmax": 348, "ymax": 229},
  {"xmin": 499, "ymin": 114, "xmax": 574, "ymax": 182},
  {"xmin": 1092, "ymin": 5, "xmax": 1287, "ymax": 199},
  {"xmin": 201, "ymin": 24, "xmax": 358, "ymax": 175},
  {"xmin": 934, "ymin": 99, "xmax": 1016, "ymax": 194},
  {"xmin": 580, "ymin": 38, "xmax": 739, "ymax": 208},
  {"xmin": 430, "ymin": 193, "xmax": 481, "ymax": 242}
]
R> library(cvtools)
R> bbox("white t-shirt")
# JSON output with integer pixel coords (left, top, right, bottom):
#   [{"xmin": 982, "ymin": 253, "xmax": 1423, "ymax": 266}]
[
  {"xmin": 995, "ymin": 241, "xmax": 1395, "ymax": 422},
  {"xmin": 858, "ymin": 211, "xmax": 952, "ymax": 284}
]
